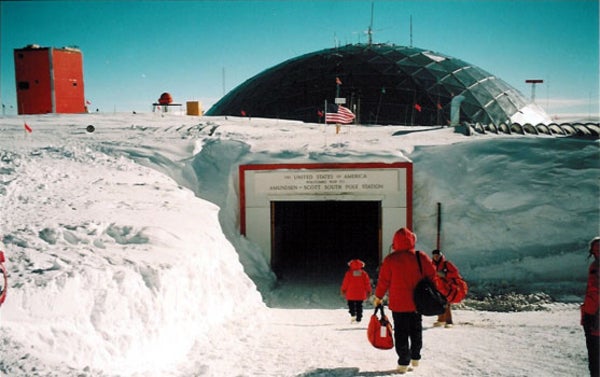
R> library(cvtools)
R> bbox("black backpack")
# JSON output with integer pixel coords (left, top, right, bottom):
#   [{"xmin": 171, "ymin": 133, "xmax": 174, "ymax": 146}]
[{"xmin": 413, "ymin": 251, "xmax": 447, "ymax": 316}]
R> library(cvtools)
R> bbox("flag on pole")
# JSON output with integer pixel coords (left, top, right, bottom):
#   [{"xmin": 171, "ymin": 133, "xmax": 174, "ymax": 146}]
[
  {"xmin": 325, "ymin": 103, "xmax": 355, "ymax": 124},
  {"xmin": 24, "ymin": 123, "xmax": 32, "ymax": 133},
  {"xmin": 414, "ymin": 103, "xmax": 422, "ymax": 112}
]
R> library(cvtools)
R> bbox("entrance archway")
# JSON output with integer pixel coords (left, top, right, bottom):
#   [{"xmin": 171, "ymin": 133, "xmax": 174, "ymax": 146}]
[{"xmin": 239, "ymin": 161, "xmax": 413, "ymax": 283}]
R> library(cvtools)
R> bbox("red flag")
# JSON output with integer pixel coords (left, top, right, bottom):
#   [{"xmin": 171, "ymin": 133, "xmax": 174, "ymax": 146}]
[
  {"xmin": 414, "ymin": 104, "xmax": 422, "ymax": 112},
  {"xmin": 437, "ymin": 102, "xmax": 442, "ymax": 110},
  {"xmin": 24, "ymin": 123, "xmax": 32, "ymax": 133},
  {"xmin": 240, "ymin": 110, "xmax": 247, "ymax": 117},
  {"xmin": 336, "ymin": 77, "xmax": 342, "ymax": 85},
  {"xmin": 317, "ymin": 110, "xmax": 324, "ymax": 118}
]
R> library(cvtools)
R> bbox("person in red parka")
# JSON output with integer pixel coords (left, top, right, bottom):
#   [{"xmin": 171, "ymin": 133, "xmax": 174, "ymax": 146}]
[
  {"xmin": 373, "ymin": 228, "xmax": 440, "ymax": 374},
  {"xmin": 582, "ymin": 237, "xmax": 599, "ymax": 377},
  {"xmin": 341, "ymin": 259, "xmax": 372, "ymax": 323},
  {"xmin": 432, "ymin": 249, "xmax": 467, "ymax": 328}
]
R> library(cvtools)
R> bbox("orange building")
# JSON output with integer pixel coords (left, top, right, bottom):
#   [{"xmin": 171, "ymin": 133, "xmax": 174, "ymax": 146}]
[{"xmin": 14, "ymin": 44, "xmax": 86, "ymax": 114}]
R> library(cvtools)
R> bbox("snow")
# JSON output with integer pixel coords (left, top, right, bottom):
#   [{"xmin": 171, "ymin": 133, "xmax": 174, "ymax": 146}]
[
  {"xmin": 509, "ymin": 103, "xmax": 552, "ymax": 125},
  {"xmin": 0, "ymin": 112, "xmax": 597, "ymax": 376}
]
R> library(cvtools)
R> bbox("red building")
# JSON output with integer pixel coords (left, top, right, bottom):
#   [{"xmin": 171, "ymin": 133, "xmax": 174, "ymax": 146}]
[{"xmin": 14, "ymin": 45, "xmax": 86, "ymax": 114}]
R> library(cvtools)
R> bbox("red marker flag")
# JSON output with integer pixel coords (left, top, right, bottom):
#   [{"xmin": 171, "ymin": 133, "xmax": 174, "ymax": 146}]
[
  {"xmin": 0, "ymin": 250, "xmax": 6, "ymax": 306},
  {"xmin": 414, "ymin": 103, "xmax": 422, "ymax": 112},
  {"xmin": 24, "ymin": 123, "xmax": 32, "ymax": 133}
]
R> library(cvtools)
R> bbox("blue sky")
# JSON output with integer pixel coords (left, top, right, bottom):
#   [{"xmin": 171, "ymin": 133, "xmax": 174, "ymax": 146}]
[{"xmin": 1, "ymin": 0, "xmax": 598, "ymax": 118}]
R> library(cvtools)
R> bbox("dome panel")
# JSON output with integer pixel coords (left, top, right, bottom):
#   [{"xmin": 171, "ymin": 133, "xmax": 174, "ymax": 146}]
[
  {"xmin": 408, "ymin": 53, "xmax": 435, "ymax": 66},
  {"xmin": 482, "ymin": 79, "xmax": 504, "ymax": 98},
  {"xmin": 454, "ymin": 68, "xmax": 479, "ymax": 87},
  {"xmin": 495, "ymin": 93, "xmax": 518, "ymax": 115},
  {"xmin": 437, "ymin": 58, "xmax": 466, "ymax": 73},
  {"xmin": 470, "ymin": 83, "xmax": 493, "ymax": 106},
  {"xmin": 468, "ymin": 66, "xmax": 489, "ymax": 82}
]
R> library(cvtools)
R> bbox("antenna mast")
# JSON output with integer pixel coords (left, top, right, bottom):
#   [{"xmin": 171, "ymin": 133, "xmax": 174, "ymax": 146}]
[
  {"xmin": 368, "ymin": 2, "xmax": 374, "ymax": 45},
  {"xmin": 222, "ymin": 67, "xmax": 226, "ymax": 96},
  {"xmin": 410, "ymin": 15, "xmax": 413, "ymax": 47},
  {"xmin": 525, "ymin": 79, "xmax": 544, "ymax": 102}
]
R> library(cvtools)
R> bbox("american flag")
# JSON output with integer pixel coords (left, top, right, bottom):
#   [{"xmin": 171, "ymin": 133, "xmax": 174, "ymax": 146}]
[{"xmin": 325, "ymin": 103, "xmax": 355, "ymax": 124}]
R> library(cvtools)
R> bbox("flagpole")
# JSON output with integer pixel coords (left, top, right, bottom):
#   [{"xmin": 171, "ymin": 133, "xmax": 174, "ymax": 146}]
[
  {"xmin": 334, "ymin": 78, "xmax": 341, "ymax": 134},
  {"xmin": 324, "ymin": 100, "xmax": 328, "ymax": 137},
  {"xmin": 323, "ymin": 100, "xmax": 328, "ymax": 146}
]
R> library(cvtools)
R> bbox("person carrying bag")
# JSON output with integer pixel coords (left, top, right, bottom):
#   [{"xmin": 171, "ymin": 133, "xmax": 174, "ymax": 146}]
[{"xmin": 372, "ymin": 228, "xmax": 442, "ymax": 374}]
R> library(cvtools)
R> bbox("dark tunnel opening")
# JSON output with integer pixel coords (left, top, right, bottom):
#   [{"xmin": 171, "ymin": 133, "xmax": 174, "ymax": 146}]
[{"xmin": 271, "ymin": 200, "xmax": 381, "ymax": 283}]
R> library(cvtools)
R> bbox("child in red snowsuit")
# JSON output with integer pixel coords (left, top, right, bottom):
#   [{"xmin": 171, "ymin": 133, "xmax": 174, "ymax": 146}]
[{"xmin": 341, "ymin": 259, "xmax": 372, "ymax": 323}]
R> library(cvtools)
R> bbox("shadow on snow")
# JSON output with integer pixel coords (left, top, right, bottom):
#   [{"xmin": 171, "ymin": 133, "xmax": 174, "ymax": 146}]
[{"xmin": 297, "ymin": 367, "xmax": 400, "ymax": 376}]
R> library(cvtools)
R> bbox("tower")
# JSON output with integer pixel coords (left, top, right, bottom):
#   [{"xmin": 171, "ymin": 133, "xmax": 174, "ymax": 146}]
[{"xmin": 14, "ymin": 44, "xmax": 86, "ymax": 114}]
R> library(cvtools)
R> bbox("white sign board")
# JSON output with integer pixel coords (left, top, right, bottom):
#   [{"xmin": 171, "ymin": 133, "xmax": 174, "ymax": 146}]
[{"xmin": 254, "ymin": 169, "xmax": 398, "ymax": 196}]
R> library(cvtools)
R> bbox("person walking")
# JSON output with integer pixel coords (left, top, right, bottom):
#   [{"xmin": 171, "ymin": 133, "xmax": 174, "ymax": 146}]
[
  {"xmin": 582, "ymin": 237, "xmax": 599, "ymax": 377},
  {"xmin": 431, "ymin": 249, "xmax": 467, "ymax": 328},
  {"xmin": 373, "ymin": 227, "xmax": 440, "ymax": 374},
  {"xmin": 341, "ymin": 259, "xmax": 372, "ymax": 323}
]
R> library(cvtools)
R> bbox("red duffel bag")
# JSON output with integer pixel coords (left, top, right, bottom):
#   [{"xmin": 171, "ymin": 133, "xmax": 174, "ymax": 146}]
[{"xmin": 367, "ymin": 305, "xmax": 394, "ymax": 350}]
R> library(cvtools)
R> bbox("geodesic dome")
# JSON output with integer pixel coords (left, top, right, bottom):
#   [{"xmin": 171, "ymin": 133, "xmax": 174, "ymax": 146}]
[{"xmin": 207, "ymin": 43, "xmax": 547, "ymax": 126}]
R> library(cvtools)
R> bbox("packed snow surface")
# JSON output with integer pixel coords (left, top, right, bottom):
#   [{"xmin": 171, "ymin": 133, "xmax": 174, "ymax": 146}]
[{"xmin": 0, "ymin": 113, "xmax": 597, "ymax": 376}]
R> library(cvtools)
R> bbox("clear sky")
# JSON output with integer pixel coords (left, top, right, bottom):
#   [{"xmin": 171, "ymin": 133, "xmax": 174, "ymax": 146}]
[{"xmin": 1, "ymin": 0, "xmax": 598, "ymax": 118}]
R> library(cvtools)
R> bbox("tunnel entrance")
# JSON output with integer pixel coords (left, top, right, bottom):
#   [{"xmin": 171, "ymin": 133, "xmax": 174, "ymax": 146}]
[
  {"xmin": 239, "ymin": 161, "xmax": 413, "ymax": 295},
  {"xmin": 271, "ymin": 200, "xmax": 381, "ymax": 281}
]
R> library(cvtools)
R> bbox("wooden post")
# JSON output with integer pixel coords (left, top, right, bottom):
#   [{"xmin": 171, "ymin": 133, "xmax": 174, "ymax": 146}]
[{"xmin": 436, "ymin": 202, "xmax": 442, "ymax": 250}]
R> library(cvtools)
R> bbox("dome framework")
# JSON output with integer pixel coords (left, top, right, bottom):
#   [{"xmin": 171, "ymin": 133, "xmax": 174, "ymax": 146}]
[{"xmin": 207, "ymin": 43, "xmax": 535, "ymax": 126}]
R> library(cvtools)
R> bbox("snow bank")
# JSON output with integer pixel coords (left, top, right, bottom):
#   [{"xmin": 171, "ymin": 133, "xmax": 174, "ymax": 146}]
[{"xmin": 0, "ymin": 127, "xmax": 264, "ymax": 375}]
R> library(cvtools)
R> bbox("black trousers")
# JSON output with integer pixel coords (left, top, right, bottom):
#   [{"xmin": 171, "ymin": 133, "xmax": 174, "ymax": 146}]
[
  {"xmin": 347, "ymin": 300, "xmax": 364, "ymax": 321},
  {"xmin": 392, "ymin": 311, "xmax": 423, "ymax": 366},
  {"xmin": 585, "ymin": 331, "xmax": 599, "ymax": 377}
]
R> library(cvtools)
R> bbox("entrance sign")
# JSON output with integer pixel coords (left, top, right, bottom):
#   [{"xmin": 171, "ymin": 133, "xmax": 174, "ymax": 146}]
[{"xmin": 254, "ymin": 169, "xmax": 398, "ymax": 195}]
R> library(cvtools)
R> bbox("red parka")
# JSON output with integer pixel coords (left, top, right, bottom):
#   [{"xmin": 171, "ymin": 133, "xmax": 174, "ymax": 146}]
[
  {"xmin": 375, "ymin": 228, "xmax": 440, "ymax": 313},
  {"xmin": 341, "ymin": 259, "xmax": 372, "ymax": 301},
  {"xmin": 582, "ymin": 238, "xmax": 599, "ymax": 336},
  {"xmin": 433, "ymin": 254, "xmax": 468, "ymax": 304}
]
